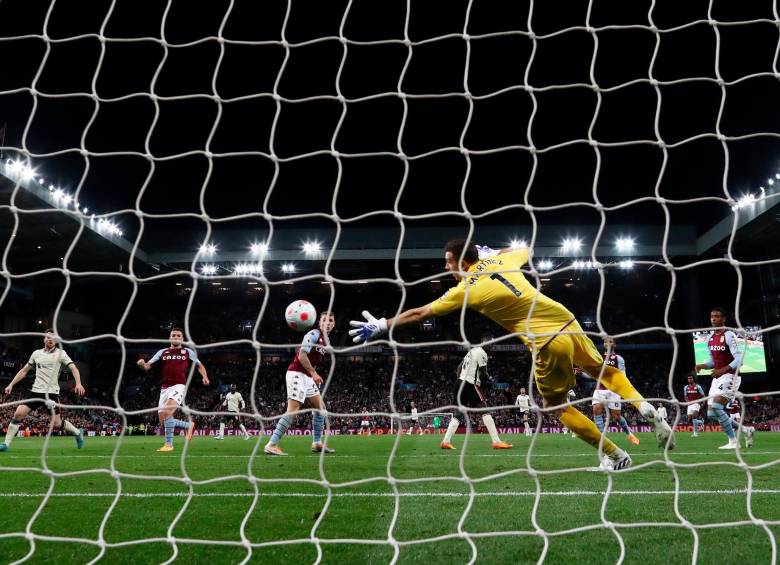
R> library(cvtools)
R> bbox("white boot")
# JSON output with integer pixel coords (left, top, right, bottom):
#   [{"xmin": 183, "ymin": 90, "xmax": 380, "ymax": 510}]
[{"xmin": 718, "ymin": 437, "xmax": 738, "ymax": 450}]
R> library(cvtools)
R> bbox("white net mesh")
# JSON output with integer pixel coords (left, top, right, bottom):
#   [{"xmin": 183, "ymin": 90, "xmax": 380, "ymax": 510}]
[{"xmin": 0, "ymin": 0, "xmax": 779, "ymax": 562}]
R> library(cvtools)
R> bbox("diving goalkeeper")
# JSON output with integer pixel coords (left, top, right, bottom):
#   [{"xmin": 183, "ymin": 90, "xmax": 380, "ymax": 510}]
[{"xmin": 350, "ymin": 239, "xmax": 674, "ymax": 470}]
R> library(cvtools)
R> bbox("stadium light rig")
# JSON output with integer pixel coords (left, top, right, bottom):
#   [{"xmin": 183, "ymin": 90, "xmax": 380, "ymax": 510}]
[
  {"xmin": 509, "ymin": 238, "xmax": 527, "ymax": 249},
  {"xmin": 572, "ymin": 260, "xmax": 598, "ymax": 269},
  {"xmin": 200, "ymin": 264, "xmax": 217, "ymax": 276},
  {"xmin": 537, "ymin": 259, "xmax": 553, "ymax": 271},
  {"xmin": 250, "ymin": 242, "xmax": 269, "ymax": 255},
  {"xmin": 561, "ymin": 237, "xmax": 582, "ymax": 253},
  {"xmin": 281, "ymin": 263, "xmax": 296, "ymax": 273},
  {"xmin": 618, "ymin": 260, "xmax": 634, "ymax": 270},
  {"xmin": 233, "ymin": 263, "xmax": 263, "ymax": 276},
  {"xmin": 302, "ymin": 241, "xmax": 321, "ymax": 255},
  {"xmin": 615, "ymin": 237, "xmax": 635, "ymax": 253},
  {"xmin": 199, "ymin": 243, "xmax": 217, "ymax": 255}
]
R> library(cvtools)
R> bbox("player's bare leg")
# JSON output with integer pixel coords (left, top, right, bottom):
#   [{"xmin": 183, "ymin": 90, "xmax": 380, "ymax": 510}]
[
  {"xmin": 51, "ymin": 412, "xmax": 85, "ymax": 449},
  {"xmin": 157, "ymin": 398, "xmax": 192, "ymax": 452},
  {"xmin": 308, "ymin": 395, "xmax": 334, "ymax": 454},
  {"xmin": 0, "ymin": 404, "xmax": 31, "ymax": 452},
  {"xmin": 610, "ymin": 408, "xmax": 640, "ymax": 445},
  {"xmin": 265, "ymin": 398, "xmax": 301, "ymax": 455}
]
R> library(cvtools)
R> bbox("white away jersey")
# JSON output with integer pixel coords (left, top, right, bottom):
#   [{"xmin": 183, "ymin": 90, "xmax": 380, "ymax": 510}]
[
  {"xmin": 27, "ymin": 348, "xmax": 74, "ymax": 394},
  {"xmin": 458, "ymin": 347, "xmax": 488, "ymax": 385},
  {"xmin": 411, "ymin": 407, "xmax": 419, "ymax": 421},
  {"xmin": 515, "ymin": 394, "xmax": 531, "ymax": 411},
  {"xmin": 223, "ymin": 392, "xmax": 245, "ymax": 413}
]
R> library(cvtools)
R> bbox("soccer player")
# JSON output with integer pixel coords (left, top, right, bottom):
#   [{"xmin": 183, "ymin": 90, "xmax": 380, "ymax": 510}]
[
  {"xmin": 351, "ymin": 239, "xmax": 674, "ymax": 470},
  {"xmin": 580, "ymin": 338, "xmax": 640, "ymax": 445},
  {"xmin": 694, "ymin": 307, "xmax": 743, "ymax": 450},
  {"xmin": 656, "ymin": 403, "xmax": 668, "ymax": 422},
  {"xmin": 683, "ymin": 373, "xmax": 706, "ymax": 437},
  {"xmin": 726, "ymin": 398, "xmax": 755, "ymax": 448},
  {"xmin": 137, "ymin": 327, "xmax": 209, "ymax": 452},
  {"xmin": 264, "ymin": 311, "xmax": 336, "ymax": 455},
  {"xmin": 359, "ymin": 407, "xmax": 372, "ymax": 436},
  {"xmin": 438, "ymin": 346, "xmax": 512, "ymax": 450},
  {"xmin": 407, "ymin": 402, "xmax": 423, "ymax": 435},
  {"xmin": 215, "ymin": 384, "xmax": 250, "ymax": 440},
  {"xmin": 0, "ymin": 330, "xmax": 85, "ymax": 451},
  {"xmin": 515, "ymin": 387, "xmax": 532, "ymax": 437}
]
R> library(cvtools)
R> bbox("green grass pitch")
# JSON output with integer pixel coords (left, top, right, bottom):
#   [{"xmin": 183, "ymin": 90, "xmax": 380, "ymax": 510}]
[
  {"xmin": 0, "ymin": 433, "xmax": 778, "ymax": 564},
  {"xmin": 693, "ymin": 341, "xmax": 767, "ymax": 373}
]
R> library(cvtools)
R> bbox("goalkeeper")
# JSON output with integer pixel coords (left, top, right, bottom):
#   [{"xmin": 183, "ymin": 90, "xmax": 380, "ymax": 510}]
[{"xmin": 350, "ymin": 239, "xmax": 674, "ymax": 470}]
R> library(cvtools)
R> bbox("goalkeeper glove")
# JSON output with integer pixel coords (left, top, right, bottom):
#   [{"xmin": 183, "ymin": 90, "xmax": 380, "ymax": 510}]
[
  {"xmin": 476, "ymin": 245, "xmax": 500, "ymax": 259},
  {"xmin": 349, "ymin": 311, "xmax": 388, "ymax": 343}
]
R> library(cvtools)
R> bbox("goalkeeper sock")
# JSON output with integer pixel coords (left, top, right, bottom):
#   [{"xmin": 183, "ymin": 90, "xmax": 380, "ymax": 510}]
[
  {"xmin": 218, "ymin": 422, "xmax": 225, "ymax": 438},
  {"xmin": 619, "ymin": 416, "xmax": 631, "ymax": 436},
  {"xmin": 443, "ymin": 417, "xmax": 459, "ymax": 444},
  {"xmin": 598, "ymin": 369, "xmax": 645, "ymax": 411},
  {"xmin": 709, "ymin": 403, "xmax": 736, "ymax": 440},
  {"xmin": 559, "ymin": 406, "xmax": 620, "ymax": 457},
  {"xmin": 61, "ymin": 420, "xmax": 79, "ymax": 436},
  {"xmin": 312, "ymin": 412, "xmax": 324, "ymax": 444},
  {"xmin": 270, "ymin": 415, "xmax": 293, "ymax": 445},
  {"xmin": 594, "ymin": 414, "xmax": 605, "ymax": 432},
  {"xmin": 164, "ymin": 417, "xmax": 175, "ymax": 445},
  {"xmin": 482, "ymin": 414, "xmax": 501, "ymax": 443},
  {"xmin": 4, "ymin": 419, "xmax": 21, "ymax": 447},
  {"xmin": 239, "ymin": 423, "xmax": 248, "ymax": 436}
]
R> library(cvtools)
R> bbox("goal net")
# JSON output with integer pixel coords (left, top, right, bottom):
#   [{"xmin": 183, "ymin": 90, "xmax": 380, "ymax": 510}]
[{"xmin": 0, "ymin": 0, "xmax": 778, "ymax": 562}]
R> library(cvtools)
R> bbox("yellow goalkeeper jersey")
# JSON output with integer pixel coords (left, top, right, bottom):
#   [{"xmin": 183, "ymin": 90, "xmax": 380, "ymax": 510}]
[{"xmin": 429, "ymin": 249, "xmax": 574, "ymax": 346}]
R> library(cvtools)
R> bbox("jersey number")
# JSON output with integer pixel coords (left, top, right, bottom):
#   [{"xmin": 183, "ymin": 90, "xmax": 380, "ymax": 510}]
[{"xmin": 490, "ymin": 273, "xmax": 522, "ymax": 297}]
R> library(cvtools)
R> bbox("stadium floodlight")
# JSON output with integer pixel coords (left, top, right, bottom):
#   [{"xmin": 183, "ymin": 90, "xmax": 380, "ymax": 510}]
[
  {"xmin": 537, "ymin": 259, "xmax": 553, "ymax": 271},
  {"xmin": 38, "ymin": 178, "xmax": 45, "ymax": 185},
  {"xmin": 199, "ymin": 243, "xmax": 217, "ymax": 255},
  {"xmin": 775, "ymin": 173, "xmax": 780, "ymax": 180},
  {"xmin": 769, "ymin": 179, "xmax": 775, "ymax": 186},
  {"xmin": 250, "ymin": 242, "xmax": 269, "ymax": 254},
  {"xmin": 61, "ymin": 194, "xmax": 72, "ymax": 206},
  {"xmin": 619, "ymin": 260, "xmax": 634, "ymax": 269},
  {"xmin": 200, "ymin": 264, "xmax": 217, "ymax": 275},
  {"xmin": 281, "ymin": 263, "xmax": 296, "ymax": 273},
  {"xmin": 561, "ymin": 237, "xmax": 582, "ymax": 253},
  {"xmin": 615, "ymin": 237, "xmax": 635, "ymax": 252},
  {"xmin": 21, "ymin": 166, "xmax": 35, "ymax": 182},
  {"xmin": 573, "ymin": 260, "xmax": 597, "ymax": 269},
  {"xmin": 509, "ymin": 238, "xmax": 527, "ymax": 249},
  {"xmin": 302, "ymin": 241, "xmax": 321, "ymax": 255},
  {"xmin": 53, "ymin": 188, "xmax": 63, "ymax": 200},
  {"xmin": 735, "ymin": 193, "xmax": 755, "ymax": 209},
  {"xmin": 82, "ymin": 207, "xmax": 88, "ymax": 214}
]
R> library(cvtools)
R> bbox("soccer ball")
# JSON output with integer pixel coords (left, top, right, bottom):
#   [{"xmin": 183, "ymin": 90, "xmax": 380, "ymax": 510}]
[{"xmin": 285, "ymin": 300, "xmax": 316, "ymax": 332}]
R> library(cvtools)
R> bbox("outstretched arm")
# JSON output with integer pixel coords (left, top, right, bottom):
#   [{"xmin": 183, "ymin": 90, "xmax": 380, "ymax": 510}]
[{"xmin": 350, "ymin": 305, "xmax": 435, "ymax": 343}]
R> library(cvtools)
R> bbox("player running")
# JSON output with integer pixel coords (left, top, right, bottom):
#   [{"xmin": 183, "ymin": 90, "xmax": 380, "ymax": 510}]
[
  {"xmin": 0, "ymin": 329, "xmax": 86, "ymax": 452},
  {"xmin": 694, "ymin": 307, "xmax": 744, "ymax": 450},
  {"xmin": 265, "ymin": 311, "xmax": 336, "ymax": 455},
  {"xmin": 137, "ymin": 327, "xmax": 210, "ymax": 452},
  {"xmin": 351, "ymin": 239, "xmax": 674, "ymax": 470},
  {"xmin": 407, "ymin": 402, "xmax": 423, "ymax": 435},
  {"xmin": 358, "ymin": 407, "xmax": 372, "ymax": 435},
  {"xmin": 578, "ymin": 338, "xmax": 640, "ymax": 445},
  {"xmin": 215, "ymin": 384, "xmax": 250, "ymax": 440},
  {"xmin": 440, "ymin": 347, "xmax": 513, "ymax": 450},
  {"xmin": 726, "ymin": 398, "xmax": 755, "ymax": 448},
  {"xmin": 515, "ymin": 387, "xmax": 532, "ymax": 437},
  {"xmin": 683, "ymin": 373, "xmax": 706, "ymax": 437}
]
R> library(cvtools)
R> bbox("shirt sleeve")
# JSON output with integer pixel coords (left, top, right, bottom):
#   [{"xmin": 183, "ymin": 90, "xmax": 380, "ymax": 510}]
[
  {"xmin": 616, "ymin": 355, "xmax": 626, "ymax": 373},
  {"xmin": 239, "ymin": 394, "xmax": 246, "ymax": 409},
  {"xmin": 429, "ymin": 282, "xmax": 467, "ymax": 316},
  {"xmin": 502, "ymin": 248, "xmax": 530, "ymax": 269},
  {"xmin": 724, "ymin": 331, "xmax": 743, "ymax": 370},
  {"xmin": 185, "ymin": 347, "xmax": 201, "ymax": 366},
  {"xmin": 148, "ymin": 349, "xmax": 165, "ymax": 365},
  {"xmin": 683, "ymin": 386, "xmax": 689, "ymax": 400},
  {"xmin": 697, "ymin": 385, "xmax": 705, "ymax": 396},
  {"xmin": 59, "ymin": 350, "xmax": 74, "ymax": 367},
  {"xmin": 299, "ymin": 330, "xmax": 321, "ymax": 353},
  {"xmin": 27, "ymin": 351, "xmax": 36, "ymax": 367}
]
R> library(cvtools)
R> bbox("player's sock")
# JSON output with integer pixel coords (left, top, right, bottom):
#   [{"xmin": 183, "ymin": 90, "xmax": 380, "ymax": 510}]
[
  {"xmin": 523, "ymin": 422, "xmax": 530, "ymax": 435},
  {"xmin": 239, "ymin": 423, "xmax": 248, "ymax": 436},
  {"xmin": 594, "ymin": 414, "xmax": 605, "ymax": 432},
  {"xmin": 443, "ymin": 417, "xmax": 459, "ymax": 444},
  {"xmin": 599, "ymin": 369, "xmax": 645, "ymax": 411},
  {"xmin": 61, "ymin": 420, "xmax": 79, "ymax": 436},
  {"xmin": 482, "ymin": 415, "xmax": 501, "ymax": 443},
  {"xmin": 164, "ymin": 417, "xmax": 175, "ymax": 445},
  {"xmin": 708, "ymin": 402, "xmax": 736, "ymax": 440},
  {"xmin": 312, "ymin": 412, "xmax": 324, "ymax": 444},
  {"xmin": 559, "ymin": 406, "xmax": 620, "ymax": 457},
  {"xmin": 618, "ymin": 416, "xmax": 631, "ymax": 436},
  {"xmin": 691, "ymin": 419, "xmax": 699, "ymax": 432},
  {"xmin": 172, "ymin": 418, "xmax": 189, "ymax": 429},
  {"xmin": 218, "ymin": 422, "xmax": 225, "ymax": 438},
  {"xmin": 269, "ymin": 415, "xmax": 293, "ymax": 445},
  {"xmin": 4, "ymin": 419, "xmax": 21, "ymax": 447}
]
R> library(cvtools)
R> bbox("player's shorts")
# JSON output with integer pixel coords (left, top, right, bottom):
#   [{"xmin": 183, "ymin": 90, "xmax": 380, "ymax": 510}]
[
  {"xmin": 286, "ymin": 370, "xmax": 320, "ymax": 403},
  {"xmin": 592, "ymin": 388, "xmax": 621, "ymax": 411},
  {"xmin": 23, "ymin": 391, "xmax": 60, "ymax": 414},
  {"xmin": 532, "ymin": 319, "xmax": 604, "ymax": 403},
  {"xmin": 455, "ymin": 379, "xmax": 486, "ymax": 409},
  {"xmin": 158, "ymin": 384, "xmax": 186, "ymax": 410},
  {"xmin": 708, "ymin": 373, "xmax": 741, "ymax": 401},
  {"xmin": 223, "ymin": 411, "xmax": 241, "ymax": 423},
  {"xmin": 360, "ymin": 420, "xmax": 370, "ymax": 427},
  {"xmin": 729, "ymin": 412, "xmax": 741, "ymax": 423},
  {"xmin": 686, "ymin": 402, "xmax": 702, "ymax": 417}
]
